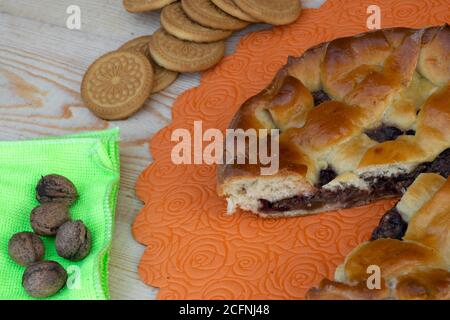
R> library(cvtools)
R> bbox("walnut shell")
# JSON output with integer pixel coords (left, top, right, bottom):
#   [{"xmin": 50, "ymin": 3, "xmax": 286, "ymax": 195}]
[
  {"xmin": 30, "ymin": 203, "xmax": 70, "ymax": 236},
  {"xmin": 56, "ymin": 220, "xmax": 92, "ymax": 261},
  {"xmin": 8, "ymin": 232, "xmax": 45, "ymax": 266},
  {"xmin": 22, "ymin": 261, "xmax": 67, "ymax": 298},
  {"xmin": 36, "ymin": 174, "xmax": 78, "ymax": 205}
]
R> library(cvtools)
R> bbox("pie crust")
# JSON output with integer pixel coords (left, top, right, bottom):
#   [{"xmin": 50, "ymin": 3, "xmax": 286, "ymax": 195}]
[{"xmin": 217, "ymin": 25, "xmax": 450, "ymax": 217}]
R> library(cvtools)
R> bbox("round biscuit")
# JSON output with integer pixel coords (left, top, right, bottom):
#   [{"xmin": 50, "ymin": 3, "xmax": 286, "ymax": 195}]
[
  {"xmin": 161, "ymin": 2, "xmax": 232, "ymax": 43},
  {"xmin": 149, "ymin": 28, "xmax": 225, "ymax": 73},
  {"xmin": 233, "ymin": 0, "xmax": 302, "ymax": 25},
  {"xmin": 123, "ymin": 0, "xmax": 177, "ymax": 12},
  {"xmin": 181, "ymin": 0, "xmax": 248, "ymax": 31},
  {"xmin": 211, "ymin": 0, "xmax": 259, "ymax": 23},
  {"xmin": 81, "ymin": 51, "xmax": 154, "ymax": 120},
  {"xmin": 119, "ymin": 36, "xmax": 178, "ymax": 93}
]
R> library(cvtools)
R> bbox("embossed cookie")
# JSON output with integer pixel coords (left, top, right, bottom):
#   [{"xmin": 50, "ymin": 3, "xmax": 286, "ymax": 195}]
[
  {"xmin": 119, "ymin": 36, "xmax": 178, "ymax": 93},
  {"xmin": 81, "ymin": 51, "xmax": 154, "ymax": 120},
  {"xmin": 181, "ymin": 0, "xmax": 248, "ymax": 31},
  {"xmin": 123, "ymin": 0, "xmax": 177, "ymax": 12},
  {"xmin": 234, "ymin": 0, "xmax": 302, "ymax": 25},
  {"xmin": 149, "ymin": 28, "xmax": 225, "ymax": 72},
  {"xmin": 211, "ymin": 0, "xmax": 259, "ymax": 22},
  {"xmin": 161, "ymin": 2, "xmax": 233, "ymax": 42}
]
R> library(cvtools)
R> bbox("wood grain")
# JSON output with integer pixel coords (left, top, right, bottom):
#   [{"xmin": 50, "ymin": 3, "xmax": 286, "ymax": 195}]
[{"xmin": 0, "ymin": 0, "xmax": 325, "ymax": 299}]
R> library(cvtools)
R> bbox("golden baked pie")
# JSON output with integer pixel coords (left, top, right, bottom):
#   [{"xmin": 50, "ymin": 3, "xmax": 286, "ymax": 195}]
[
  {"xmin": 306, "ymin": 173, "xmax": 450, "ymax": 300},
  {"xmin": 218, "ymin": 25, "xmax": 450, "ymax": 217}
]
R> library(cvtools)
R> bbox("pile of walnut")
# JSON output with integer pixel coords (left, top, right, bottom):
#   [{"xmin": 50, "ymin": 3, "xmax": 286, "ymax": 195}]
[{"xmin": 8, "ymin": 175, "xmax": 92, "ymax": 298}]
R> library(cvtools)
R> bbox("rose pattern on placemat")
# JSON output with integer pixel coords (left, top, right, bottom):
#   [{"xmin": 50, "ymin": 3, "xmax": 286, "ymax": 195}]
[{"xmin": 133, "ymin": 0, "xmax": 450, "ymax": 299}]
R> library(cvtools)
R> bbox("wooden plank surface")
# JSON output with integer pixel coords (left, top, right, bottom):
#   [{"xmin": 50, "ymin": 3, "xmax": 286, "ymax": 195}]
[{"xmin": 0, "ymin": 0, "xmax": 325, "ymax": 300}]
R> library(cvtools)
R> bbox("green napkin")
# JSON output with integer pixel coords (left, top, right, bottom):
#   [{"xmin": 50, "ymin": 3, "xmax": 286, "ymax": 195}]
[{"xmin": 0, "ymin": 128, "xmax": 120, "ymax": 300}]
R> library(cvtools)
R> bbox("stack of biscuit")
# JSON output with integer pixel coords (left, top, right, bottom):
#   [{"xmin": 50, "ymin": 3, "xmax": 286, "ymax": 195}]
[{"xmin": 81, "ymin": 0, "xmax": 302, "ymax": 120}]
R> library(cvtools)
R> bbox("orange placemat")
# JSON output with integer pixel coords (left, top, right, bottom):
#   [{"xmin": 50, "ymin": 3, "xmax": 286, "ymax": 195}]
[{"xmin": 133, "ymin": 0, "xmax": 449, "ymax": 299}]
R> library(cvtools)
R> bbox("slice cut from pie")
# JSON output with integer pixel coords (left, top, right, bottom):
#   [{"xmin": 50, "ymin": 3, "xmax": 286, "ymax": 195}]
[{"xmin": 217, "ymin": 24, "xmax": 450, "ymax": 217}]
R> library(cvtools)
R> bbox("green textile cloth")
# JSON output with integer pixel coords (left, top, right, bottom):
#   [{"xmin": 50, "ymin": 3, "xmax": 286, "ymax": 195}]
[{"xmin": 0, "ymin": 128, "xmax": 120, "ymax": 300}]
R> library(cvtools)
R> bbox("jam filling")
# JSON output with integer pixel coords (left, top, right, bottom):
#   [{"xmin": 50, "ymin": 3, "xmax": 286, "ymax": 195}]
[
  {"xmin": 312, "ymin": 90, "xmax": 331, "ymax": 106},
  {"xmin": 370, "ymin": 207, "xmax": 407, "ymax": 241},
  {"xmin": 365, "ymin": 125, "xmax": 416, "ymax": 143},
  {"xmin": 259, "ymin": 148, "xmax": 450, "ymax": 213},
  {"xmin": 318, "ymin": 167, "xmax": 338, "ymax": 187}
]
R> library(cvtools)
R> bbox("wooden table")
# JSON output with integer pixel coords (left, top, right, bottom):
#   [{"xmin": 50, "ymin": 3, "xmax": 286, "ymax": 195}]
[{"xmin": 0, "ymin": 0, "xmax": 325, "ymax": 300}]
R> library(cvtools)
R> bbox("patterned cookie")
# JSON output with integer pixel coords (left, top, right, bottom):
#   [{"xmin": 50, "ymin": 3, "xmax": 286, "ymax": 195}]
[
  {"xmin": 211, "ymin": 0, "xmax": 259, "ymax": 22},
  {"xmin": 119, "ymin": 36, "xmax": 178, "ymax": 93},
  {"xmin": 148, "ymin": 28, "xmax": 226, "ymax": 72},
  {"xmin": 234, "ymin": 0, "xmax": 302, "ymax": 25},
  {"xmin": 161, "ymin": 2, "xmax": 233, "ymax": 42},
  {"xmin": 123, "ymin": 0, "xmax": 177, "ymax": 12},
  {"xmin": 181, "ymin": 0, "xmax": 248, "ymax": 31},
  {"xmin": 81, "ymin": 51, "xmax": 154, "ymax": 120}
]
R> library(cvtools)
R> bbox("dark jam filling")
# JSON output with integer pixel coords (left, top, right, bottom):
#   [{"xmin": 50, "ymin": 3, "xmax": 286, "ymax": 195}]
[
  {"xmin": 312, "ymin": 90, "xmax": 331, "ymax": 106},
  {"xmin": 370, "ymin": 207, "xmax": 407, "ymax": 241},
  {"xmin": 259, "ymin": 148, "xmax": 450, "ymax": 213},
  {"xmin": 318, "ymin": 167, "xmax": 338, "ymax": 187},
  {"xmin": 365, "ymin": 125, "xmax": 416, "ymax": 143}
]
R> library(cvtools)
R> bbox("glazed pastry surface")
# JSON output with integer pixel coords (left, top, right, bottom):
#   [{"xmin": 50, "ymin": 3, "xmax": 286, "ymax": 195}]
[{"xmin": 218, "ymin": 25, "xmax": 450, "ymax": 217}]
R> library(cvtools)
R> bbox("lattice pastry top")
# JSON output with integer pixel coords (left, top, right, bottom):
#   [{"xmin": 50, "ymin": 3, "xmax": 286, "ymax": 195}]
[{"xmin": 218, "ymin": 25, "xmax": 450, "ymax": 217}]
